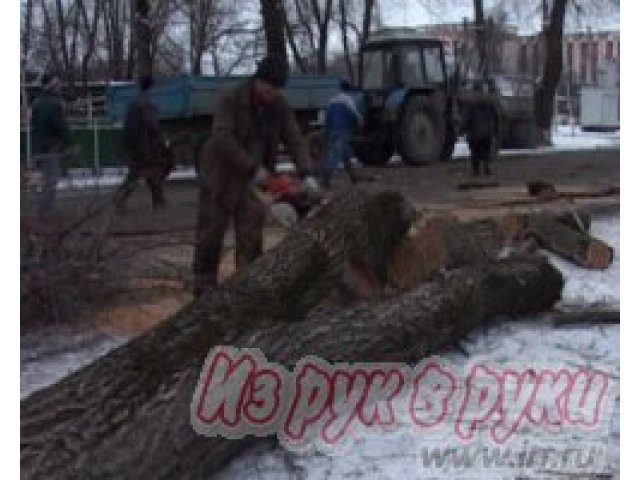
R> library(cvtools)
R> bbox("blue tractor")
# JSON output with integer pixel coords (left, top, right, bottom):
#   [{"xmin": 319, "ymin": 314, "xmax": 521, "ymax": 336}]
[{"xmin": 348, "ymin": 28, "xmax": 536, "ymax": 166}]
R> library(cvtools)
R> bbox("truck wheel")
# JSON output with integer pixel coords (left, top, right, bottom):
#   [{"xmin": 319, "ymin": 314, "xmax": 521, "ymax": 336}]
[
  {"xmin": 306, "ymin": 130, "xmax": 326, "ymax": 164},
  {"xmin": 398, "ymin": 95, "xmax": 445, "ymax": 166},
  {"xmin": 440, "ymin": 124, "xmax": 456, "ymax": 161},
  {"xmin": 352, "ymin": 136, "xmax": 393, "ymax": 166}
]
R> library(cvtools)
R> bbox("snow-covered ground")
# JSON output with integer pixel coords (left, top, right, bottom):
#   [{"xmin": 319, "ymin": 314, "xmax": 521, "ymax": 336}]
[
  {"xmin": 452, "ymin": 124, "xmax": 620, "ymax": 159},
  {"xmin": 20, "ymin": 217, "xmax": 620, "ymax": 479},
  {"xmin": 215, "ymin": 217, "xmax": 620, "ymax": 480}
]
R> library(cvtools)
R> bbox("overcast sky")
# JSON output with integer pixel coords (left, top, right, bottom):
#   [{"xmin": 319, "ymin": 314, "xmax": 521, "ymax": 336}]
[{"xmin": 380, "ymin": 0, "xmax": 620, "ymax": 34}]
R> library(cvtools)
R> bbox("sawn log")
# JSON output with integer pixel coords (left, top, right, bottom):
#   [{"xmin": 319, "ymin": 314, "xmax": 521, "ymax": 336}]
[
  {"xmin": 21, "ymin": 254, "xmax": 563, "ymax": 479},
  {"xmin": 21, "ymin": 187, "xmax": 414, "ymax": 479}
]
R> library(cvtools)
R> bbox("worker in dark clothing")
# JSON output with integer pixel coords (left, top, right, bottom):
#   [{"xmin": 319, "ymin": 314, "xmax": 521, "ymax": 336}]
[
  {"xmin": 322, "ymin": 80, "xmax": 363, "ymax": 188},
  {"xmin": 30, "ymin": 72, "xmax": 69, "ymax": 216},
  {"xmin": 466, "ymin": 80, "xmax": 499, "ymax": 176},
  {"xmin": 116, "ymin": 76, "xmax": 173, "ymax": 212},
  {"xmin": 193, "ymin": 54, "xmax": 318, "ymax": 295}
]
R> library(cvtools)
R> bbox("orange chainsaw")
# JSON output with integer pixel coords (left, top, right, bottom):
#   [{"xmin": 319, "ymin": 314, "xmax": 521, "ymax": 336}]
[{"xmin": 251, "ymin": 173, "xmax": 324, "ymax": 227}]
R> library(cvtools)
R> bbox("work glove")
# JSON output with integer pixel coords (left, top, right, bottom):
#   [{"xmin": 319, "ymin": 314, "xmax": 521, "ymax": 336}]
[
  {"xmin": 250, "ymin": 166, "xmax": 271, "ymax": 189},
  {"xmin": 301, "ymin": 175, "xmax": 320, "ymax": 193}
]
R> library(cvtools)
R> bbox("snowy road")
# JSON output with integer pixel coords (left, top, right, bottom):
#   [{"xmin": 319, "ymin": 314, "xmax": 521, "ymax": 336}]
[{"xmin": 20, "ymin": 217, "xmax": 620, "ymax": 480}]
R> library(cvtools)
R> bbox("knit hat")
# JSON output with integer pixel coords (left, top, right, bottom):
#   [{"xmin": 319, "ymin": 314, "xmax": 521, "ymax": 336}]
[
  {"xmin": 41, "ymin": 72, "xmax": 60, "ymax": 92},
  {"xmin": 254, "ymin": 54, "xmax": 289, "ymax": 88}
]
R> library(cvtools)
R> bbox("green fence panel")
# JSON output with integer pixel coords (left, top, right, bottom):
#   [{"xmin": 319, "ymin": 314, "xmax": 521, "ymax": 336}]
[{"xmin": 20, "ymin": 124, "xmax": 126, "ymax": 170}]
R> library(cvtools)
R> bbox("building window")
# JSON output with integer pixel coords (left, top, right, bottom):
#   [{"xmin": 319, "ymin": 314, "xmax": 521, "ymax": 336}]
[
  {"xmin": 580, "ymin": 42, "xmax": 588, "ymax": 84},
  {"xmin": 591, "ymin": 41, "xmax": 598, "ymax": 84},
  {"xmin": 518, "ymin": 44, "xmax": 528, "ymax": 74},
  {"xmin": 606, "ymin": 40, "xmax": 614, "ymax": 60}
]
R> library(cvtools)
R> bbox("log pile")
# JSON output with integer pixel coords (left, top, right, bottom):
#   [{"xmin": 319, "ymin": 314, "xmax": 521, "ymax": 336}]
[
  {"xmin": 20, "ymin": 187, "xmax": 614, "ymax": 479},
  {"xmin": 388, "ymin": 208, "xmax": 614, "ymax": 290}
]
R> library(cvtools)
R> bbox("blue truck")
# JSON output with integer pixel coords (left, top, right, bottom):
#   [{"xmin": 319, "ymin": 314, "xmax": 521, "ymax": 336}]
[
  {"xmin": 104, "ymin": 28, "xmax": 536, "ymax": 168},
  {"xmin": 21, "ymin": 28, "xmax": 536, "ymax": 170}
]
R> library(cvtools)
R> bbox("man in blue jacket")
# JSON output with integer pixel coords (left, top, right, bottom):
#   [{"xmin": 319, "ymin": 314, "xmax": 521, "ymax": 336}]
[{"xmin": 323, "ymin": 80, "xmax": 363, "ymax": 188}]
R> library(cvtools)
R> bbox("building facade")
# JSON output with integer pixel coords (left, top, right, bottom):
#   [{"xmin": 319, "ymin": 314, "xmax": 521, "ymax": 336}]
[{"xmin": 420, "ymin": 23, "xmax": 619, "ymax": 88}]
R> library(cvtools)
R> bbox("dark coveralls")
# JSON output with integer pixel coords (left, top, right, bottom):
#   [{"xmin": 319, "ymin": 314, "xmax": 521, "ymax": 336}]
[
  {"xmin": 193, "ymin": 80, "xmax": 313, "ymax": 291},
  {"xmin": 466, "ymin": 81, "xmax": 499, "ymax": 176},
  {"xmin": 30, "ymin": 90, "xmax": 69, "ymax": 215},
  {"xmin": 117, "ymin": 92, "xmax": 172, "ymax": 210}
]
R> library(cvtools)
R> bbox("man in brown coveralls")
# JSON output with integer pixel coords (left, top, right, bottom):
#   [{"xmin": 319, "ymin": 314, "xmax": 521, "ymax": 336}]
[
  {"xmin": 116, "ymin": 75, "xmax": 173, "ymax": 212},
  {"xmin": 193, "ymin": 54, "xmax": 319, "ymax": 295}
]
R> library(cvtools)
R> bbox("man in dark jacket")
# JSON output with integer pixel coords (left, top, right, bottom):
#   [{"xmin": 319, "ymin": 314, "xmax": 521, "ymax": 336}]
[
  {"xmin": 466, "ymin": 80, "xmax": 499, "ymax": 176},
  {"xmin": 116, "ymin": 76, "xmax": 173, "ymax": 211},
  {"xmin": 193, "ymin": 54, "xmax": 318, "ymax": 294},
  {"xmin": 30, "ymin": 72, "xmax": 69, "ymax": 215}
]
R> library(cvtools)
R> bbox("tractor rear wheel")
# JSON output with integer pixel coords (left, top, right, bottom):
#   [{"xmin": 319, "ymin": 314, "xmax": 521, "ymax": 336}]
[{"xmin": 398, "ymin": 95, "xmax": 445, "ymax": 166}]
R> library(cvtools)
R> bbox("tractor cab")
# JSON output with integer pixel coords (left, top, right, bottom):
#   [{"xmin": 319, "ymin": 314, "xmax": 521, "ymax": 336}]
[
  {"xmin": 353, "ymin": 28, "xmax": 450, "ymax": 166},
  {"xmin": 361, "ymin": 29, "xmax": 447, "ymax": 93}
]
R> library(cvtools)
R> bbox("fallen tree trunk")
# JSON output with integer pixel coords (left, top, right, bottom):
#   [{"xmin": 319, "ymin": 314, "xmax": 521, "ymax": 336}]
[
  {"xmin": 22, "ymin": 254, "xmax": 563, "ymax": 479},
  {"xmin": 388, "ymin": 210, "xmax": 613, "ymax": 290},
  {"xmin": 21, "ymin": 188, "xmax": 414, "ymax": 479},
  {"xmin": 524, "ymin": 215, "xmax": 614, "ymax": 270},
  {"xmin": 550, "ymin": 309, "xmax": 620, "ymax": 327}
]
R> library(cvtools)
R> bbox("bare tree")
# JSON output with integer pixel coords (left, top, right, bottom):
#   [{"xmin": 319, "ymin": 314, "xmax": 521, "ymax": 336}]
[
  {"xmin": 474, "ymin": 0, "xmax": 489, "ymax": 79},
  {"xmin": 283, "ymin": 0, "xmax": 333, "ymax": 73},
  {"xmin": 533, "ymin": 0, "xmax": 569, "ymax": 141},
  {"xmin": 133, "ymin": 0, "xmax": 152, "ymax": 79},
  {"xmin": 21, "ymin": 0, "xmax": 35, "ymax": 69},
  {"xmin": 259, "ymin": 0, "xmax": 288, "ymax": 60},
  {"xmin": 76, "ymin": 0, "xmax": 102, "ymax": 89}
]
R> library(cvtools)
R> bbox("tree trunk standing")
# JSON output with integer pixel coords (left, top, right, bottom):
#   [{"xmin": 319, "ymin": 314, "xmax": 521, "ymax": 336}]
[
  {"xmin": 338, "ymin": 0, "xmax": 354, "ymax": 82},
  {"xmin": 41, "ymin": 1, "xmax": 62, "ymax": 76},
  {"xmin": 53, "ymin": 0, "xmax": 70, "ymax": 80},
  {"xmin": 310, "ymin": 0, "xmax": 333, "ymax": 74},
  {"xmin": 104, "ymin": 0, "xmax": 126, "ymax": 79},
  {"xmin": 21, "ymin": 0, "xmax": 34, "ymax": 68},
  {"xmin": 357, "ymin": 0, "xmax": 375, "ymax": 86},
  {"xmin": 21, "ymin": 189, "xmax": 414, "ymax": 479},
  {"xmin": 78, "ymin": 0, "xmax": 102, "ymax": 90},
  {"xmin": 134, "ymin": 0, "xmax": 153, "ymax": 80},
  {"xmin": 260, "ymin": 0, "xmax": 288, "ymax": 60},
  {"xmin": 473, "ymin": 0, "xmax": 488, "ymax": 80},
  {"xmin": 126, "ymin": 0, "xmax": 135, "ymax": 80},
  {"xmin": 534, "ymin": 0, "xmax": 569, "ymax": 142},
  {"xmin": 21, "ymin": 0, "xmax": 34, "ymax": 124},
  {"xmin": 284, "ymin": 15, "xmax": 308, "ymax": 73}
]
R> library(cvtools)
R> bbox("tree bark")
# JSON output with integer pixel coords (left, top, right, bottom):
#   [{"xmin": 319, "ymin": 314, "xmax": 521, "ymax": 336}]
[
  {"xmin": 310, "ymin": 0, "xmax": 333, "ymax": 73},
  {"xmin": 387, "ymin": 209, "xmax": 613, "ymax": 291},
  {"xmin": 21, "ymin": 188, "xmax": 414, "ymax": 478},
  {"xmin": 259, "ymin": 0, "xmax": 288, "ymax": 60},
  {"xmin": 135, "ymin": 0, "xmax": 153, "ymax": 80},
  {"xmin": 21, "ymin": 253, "xmax": 563, "ymax": 479},
  {"xmin": 473, "ymin": 0, "xmax": 488, "ymax": 80},
  {"xmin": 524, "ymin": 214, "xmax": 614, "ymax": 270},
  {"xmin": 284, "ymin": 13, "xmax": 308, "ymax": 73},
  {"xmin": 357, "ymin": 0, "xmax": 375, "ymax": 86},
  {"xmin": 338, "ymin": 0, "xmax": 354, "ymax": 81},
  {"xmin": 534, "ymin": 0, "xmax": 569, "ymax": 136},
  {"xmin": 21, "ymin": 0, "xmax": 34, "ymax": 67}
]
